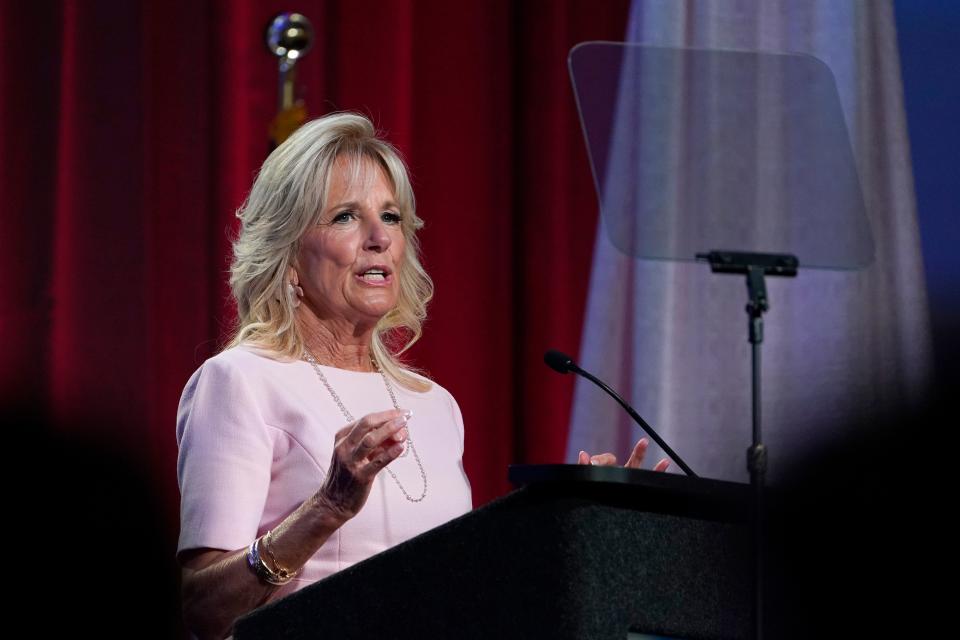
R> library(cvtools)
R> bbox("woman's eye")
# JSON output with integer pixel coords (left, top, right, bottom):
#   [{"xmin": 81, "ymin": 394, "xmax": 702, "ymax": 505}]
[
  {"xmin": 382, "ymin": 211, "xmax": 402, "ymax": 225},
  {"xmin": 331, "ymin": 211, "xmax": 355, "ymax": 224}
]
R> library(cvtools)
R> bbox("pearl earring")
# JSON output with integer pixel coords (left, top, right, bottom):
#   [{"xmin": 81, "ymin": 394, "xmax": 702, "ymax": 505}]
[{"xmin": 287, "ymin": 282, "xmax": 303, "ymax": 308}]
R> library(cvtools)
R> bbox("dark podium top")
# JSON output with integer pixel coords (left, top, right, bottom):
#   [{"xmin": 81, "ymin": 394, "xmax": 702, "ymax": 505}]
[{"xmin": 235, "ymin": 465, "xmax": 752, "ymax": 640}]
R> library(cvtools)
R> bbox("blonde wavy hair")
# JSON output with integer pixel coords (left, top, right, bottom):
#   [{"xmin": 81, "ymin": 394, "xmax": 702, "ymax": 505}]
[{"xmin": 226, "ymin": 112, "xmax": 433, "ymax": 392}]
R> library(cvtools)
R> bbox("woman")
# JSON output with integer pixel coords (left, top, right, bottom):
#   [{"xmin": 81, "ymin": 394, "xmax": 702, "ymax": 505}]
[{"xmin": 176, "ymin": 112, "xmax": 665, "ymax": 639}]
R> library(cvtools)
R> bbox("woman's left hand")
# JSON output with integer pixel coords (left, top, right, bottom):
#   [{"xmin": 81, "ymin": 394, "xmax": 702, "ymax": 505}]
[{"xmin": 577, "ymin": 437, "xmax": 670, "ymax": 472}]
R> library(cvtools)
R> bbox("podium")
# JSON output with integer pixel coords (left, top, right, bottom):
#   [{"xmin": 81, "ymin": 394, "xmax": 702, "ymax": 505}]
[{"xmin": 234, "ymin": 466, "xmax": 752, "ymax": 640}]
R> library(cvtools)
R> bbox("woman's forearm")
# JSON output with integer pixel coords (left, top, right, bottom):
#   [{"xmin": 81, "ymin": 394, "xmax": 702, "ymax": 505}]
[
  {"xmin": 181, "ymin": 495, "xmax": 348, "ymax": 639},
  {"xmin": 181, "ymin": 411, "xmax": 406, "ymax": 638}
]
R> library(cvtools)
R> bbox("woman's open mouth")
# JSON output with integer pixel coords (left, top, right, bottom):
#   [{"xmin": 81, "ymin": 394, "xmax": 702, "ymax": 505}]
[{"xmin": 356, "ymin": 266, "xmax": 392, "ymax": 284}]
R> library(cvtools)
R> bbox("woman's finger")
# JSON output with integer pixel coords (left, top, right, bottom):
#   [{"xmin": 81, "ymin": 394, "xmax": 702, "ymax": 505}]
[
  {"xmin": 343, "ymin": 410, "xmax": 408, "ymax": 455},
  {"xmin": 359, "ymin": 441, "xmax": 406, "ymax": 481},
  {"xmin": 589, "ymin": 452, "xmax": 617, "ymax": 466},
  {"xmin": 344, "ymin": 409, "xmax": 408, "ymax": 448},
  {"xmin": 577, "ymin": 451, "xmax": 618, "ymax": 466},
  {"xmin": 355, "ymin": 416, "xmax": 408, "ymax": 460},
  {"xmin": 624, "ymin": 438, "xmax": 649, "ymax": 469},
  {"xmin": 653, "ymin": 458, "xmax": 671, "ymax": 472},
  {"xmin": 358, "ymin": 424, "xmax": 408, "ymax": 463}
]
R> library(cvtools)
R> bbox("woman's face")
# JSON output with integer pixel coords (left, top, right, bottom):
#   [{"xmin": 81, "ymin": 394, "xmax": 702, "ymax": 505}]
[{"xmin": 296, "ymin": 156, "xmax": 406, "ymax": 329}]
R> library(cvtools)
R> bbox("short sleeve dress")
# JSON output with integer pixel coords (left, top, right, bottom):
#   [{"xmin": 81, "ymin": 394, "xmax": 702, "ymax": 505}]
[{"xmin": 176, "ymin": 345, "xmax": 473, "ymax": 596}]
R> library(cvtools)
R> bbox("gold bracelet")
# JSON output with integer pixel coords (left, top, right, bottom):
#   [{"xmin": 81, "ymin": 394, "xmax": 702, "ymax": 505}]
[
  {"xmin": 246, "ymin": 533, "xmax": 300, "ymax": 586},
  {"xmin": 262, "ymin": 530, "xmax": 300, "ymax": 582}
]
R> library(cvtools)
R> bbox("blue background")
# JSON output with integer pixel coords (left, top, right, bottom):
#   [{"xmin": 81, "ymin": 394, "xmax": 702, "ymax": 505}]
[{"xmin": 895, "ymin": 0, "xmax": 959, "ymax": 391}]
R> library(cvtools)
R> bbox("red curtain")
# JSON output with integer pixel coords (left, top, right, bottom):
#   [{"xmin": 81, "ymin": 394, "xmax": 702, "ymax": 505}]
[{"xmin": 1, "ymin": 0, "xmax": 627, "ymax": 620}]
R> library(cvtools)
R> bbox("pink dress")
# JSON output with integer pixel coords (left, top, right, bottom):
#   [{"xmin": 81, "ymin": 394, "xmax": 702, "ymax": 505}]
[{"xmin": 176, "ymin": 345, "xmax": 473, "ymax": 596}]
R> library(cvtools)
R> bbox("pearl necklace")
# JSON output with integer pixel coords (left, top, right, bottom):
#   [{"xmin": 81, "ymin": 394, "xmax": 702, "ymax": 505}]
[{"xmin": 303, "ymin": 351, "xmax": 427, "ymax": 503}]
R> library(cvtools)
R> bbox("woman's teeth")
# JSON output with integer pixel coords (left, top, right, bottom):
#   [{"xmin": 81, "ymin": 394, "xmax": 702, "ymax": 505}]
[{"xmin": 362, "ymin": 270, "xmax": 386, "ymax": 282}]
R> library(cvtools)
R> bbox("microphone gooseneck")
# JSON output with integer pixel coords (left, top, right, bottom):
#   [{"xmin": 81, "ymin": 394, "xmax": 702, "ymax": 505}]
[{"xmin": 544, "ymin": 349, "xmax": 697, "ymax": 477}]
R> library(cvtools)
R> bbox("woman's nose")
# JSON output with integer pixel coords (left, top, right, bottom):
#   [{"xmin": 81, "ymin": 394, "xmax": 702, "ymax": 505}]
[{"xmin": 363, "ymin": 218, "xmax": 391, "ymax": 252}]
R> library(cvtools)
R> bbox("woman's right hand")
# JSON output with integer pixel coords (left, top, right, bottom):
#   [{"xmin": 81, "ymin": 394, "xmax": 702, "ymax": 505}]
[{"xmin": 314, "ymin": 409, "xmax": 410, "ymax": 523}]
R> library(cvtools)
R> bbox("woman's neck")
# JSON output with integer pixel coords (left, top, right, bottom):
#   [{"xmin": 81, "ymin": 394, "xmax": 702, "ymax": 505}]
[{"xmin": 297, "ymin": 313, "xmax": 377, "ymax": 372}]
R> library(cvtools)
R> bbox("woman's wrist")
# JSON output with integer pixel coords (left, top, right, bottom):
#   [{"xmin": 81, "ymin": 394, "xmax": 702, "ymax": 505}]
[{"xmin": 307, "ymin": 491, "xmax": 353, "ymax": 532}]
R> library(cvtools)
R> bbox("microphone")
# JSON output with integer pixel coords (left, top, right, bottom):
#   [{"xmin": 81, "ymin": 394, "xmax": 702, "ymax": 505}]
[
  {"xmin": 544, "ymin": 349, "xmax": 697, "ymax": 477},
  {"xmin": 544, "ymin": 349, "xmax": 577, "ymax": 374}
]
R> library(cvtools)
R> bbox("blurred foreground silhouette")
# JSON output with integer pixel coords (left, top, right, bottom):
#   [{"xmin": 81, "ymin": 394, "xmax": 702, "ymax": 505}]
[{"xmin": 8, "ymin": 403, "xmax": 179, "ymax": 637}]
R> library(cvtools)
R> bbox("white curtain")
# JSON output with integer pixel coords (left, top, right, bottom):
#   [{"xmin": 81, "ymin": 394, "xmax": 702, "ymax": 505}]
[{"xmin": 567, "ymin": 0, "xmax": 932, "ymax": 482}]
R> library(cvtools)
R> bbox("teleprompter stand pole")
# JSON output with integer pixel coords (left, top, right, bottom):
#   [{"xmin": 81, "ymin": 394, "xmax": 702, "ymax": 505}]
[{"xmin": 695, "ymin": 250, "xmax": 798, "ymax": 640}]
